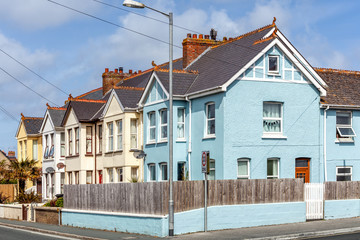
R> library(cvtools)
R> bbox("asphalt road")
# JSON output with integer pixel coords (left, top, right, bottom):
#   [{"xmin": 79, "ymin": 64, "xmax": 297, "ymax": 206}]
[
  {"xmin": 0, "ymin": 225, "xmax": 74, "ymax": 240},
  {"xmin": 307, "ymin": 231, "xmax": 360, "ymax": 240}
]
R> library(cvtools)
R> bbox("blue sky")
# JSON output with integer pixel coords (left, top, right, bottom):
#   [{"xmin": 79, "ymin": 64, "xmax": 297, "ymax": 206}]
[{"xmin": 0, "ymin": 0, "xmax": 360, "ymax": 153}]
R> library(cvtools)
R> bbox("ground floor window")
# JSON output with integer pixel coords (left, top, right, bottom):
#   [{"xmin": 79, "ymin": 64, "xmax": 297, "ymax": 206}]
[
  {"xmin": 68, "ymin": 172, "xmax": 72, "ymax": 185},
  {"xmin": 107, "ymin": 168, "xmax": 114, "ymax": 183},
  {"xmin": 177, "ymin": 162, "xmax": 186, "ymax": 181},
  {"xmin": 117, "ymin": 168, "xmax": 123, "ymax": 182},
  {"xmin": 75, "ymin": 171, "xmax": 79, "ymax": 185},
  {"xmin": 86, "ymin": 171, "xmax": 92, "ymax": 184},
  {"xmin": 267, "ymin": 158, "xmax": 279, "ymax": 179},
  {"xmin": 131, "ymin": 167, "xmax": 138, "ymax": 181},
  {"xmin": 148, "ymin": 164, "xmax": 156, "ymax": 181},
  {"xmin": 336, "ymin": 166, "xmax": 352, "ymax": 181},
  {"xmin": 45, "ymin": 173, "xmax": 49, "ymax": 198},
  {"xmin": 237, "ymin": 158, "xmax": 250, "ymax": 179},
  {"xmin": 60, "ymin": 173, "xmax": 65, "ymax": 194},
  {"xmin": 208, "ymin": 159, "xmax": 215, "ymax": 180},
  {"xmin": 160, "ymin": 163, "xmax": 168, "ymax": 181}
]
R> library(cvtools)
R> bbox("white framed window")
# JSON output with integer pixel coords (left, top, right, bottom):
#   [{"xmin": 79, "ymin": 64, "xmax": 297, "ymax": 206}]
[
  {"xmin": 237, "ymin": 158, "xmax": 250, "ymax": 179},
  {"xmin": 60, "ymin": 132, "xmax": 65, "ymax": 157},
  {"xmin": 131, "ymin": 167, "xmax": 138, "ymax": 180},
  {"xmin": 336, "ymin": 166, "xmax": 352, "ymax": 181},
  {"xmin": 44, "ymin": 136, "xmax": 49, "ymax": 159},
  {"xmin": 19, "ymin": 142, "xmax": 23, "ymax": 161},
  {"xmin": 116, "ymin": 120, "xmax": 122, "ymax": 150},
  {"xmin": 159, "ymin": 163, "xmax": 168, "ymax": 181},
  {"xmin": 267, "ymin": 158, "xmax": 279, "ymax": 179},
  {"xmin": 108, "ymin": 122, "xmax": 114, "ymax": 151},
  {"xmin": 116, "ymin": 167, "xmax": 123, "ymax": 182},
  {"xmin": 159, "ymin": 109, "xmax": 167, "ymax": 141},
  {"xmin": 177, "ymin": 108, "xmax": 185, "ymax": 139},
  {"xmin": 75, "ymin": 171, "xmax": 79, "ymax": 185},
  {"xmin": 86, "ymin": 126, "xmax": 92, "ymax": 154},
  {"xmin": 86, "ymin": 171, "xmax": 92, "ymax": 184},
  {"xmin": 268, "ymin": 55, "xmax": 279, "ymax": 74},
  {"xmin": 205, "ymin": 102, "xmax": 215, "ymax": 136},
  {"xmin": 208, "ymin": 159, "xmax": 215, "ymax": 180},
  {"xmin": 263, "ymin": 102, "xmax": 283, "ymax": 134},
  {"xmin": 107, "ymin": 168, "xmax": 114, "ymax": 183},
  {"xmin": 68, "ymin": 129, "xmax": 73, "ymax": 156},
  {"xmin": 68, "ymin": 172, "xmax": 72, "ymax": 185},
  {"xmin": 148, "ymin": 112, "xmax": 156, "ymax": 143},
  {"xmin": 336, "ymin": 112, "xmax": 356, "ymax": 139},
  {"xmin": 75, "ymin": 128, "xmax": 79, "ymax": 155},
  {"xmin": 130, "ymin": 119, "xmax": 138, "ymax": 149},
  {"xmin": 60, "ymin": 173, "xmax": 65, "ymax": 194},
  {"xmin": 148, "ymin": 164, "xmax": 156, "ymax": 181},
  {"xmin": 98, "ymin": 125, "xmax": 103, "ymax": 153},
  {"xmin": 49, "ymin": 134, "xmax": 54, "ymax": 157},
  {"xmin": 24, "ymin": 140, "xmax": 27, "ymax": 159},
  {"xmin": 32, "ymin": 140, "xmax": 38, "ymax": 160}
]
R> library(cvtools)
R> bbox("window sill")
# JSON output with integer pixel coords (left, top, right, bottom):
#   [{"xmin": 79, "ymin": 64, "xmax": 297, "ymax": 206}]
[
  {"xmin": 267, "ymin": 72, "xmax": 280, "ymax": 76},
  {"xmin": 85, "ymin": 154, "xmax": 93, "ymax": 157},
  {"xmin": 203, "ymin": 135, "xmax": 216, "ymax": 140},
  {"xmin": 105, "ymin": 150, "xmax": 123, "ymax": 154},
  {"xmin": 262, "ymin": 134, "xmax": 287, "ymax": 139},
  {"xmin": 335, "ymin": 138, "xmax": 354, "ymax": 143},
  {"xmin": 66, "ymin": 155, "xmax": 79, "ymax": 159},
  {"xmin": 129, "ymin": 149, "xmax": 139, "ymax": 152},
  {"xmin": 146, "ymin": 142, "xmax": 156, "ymax": 146},
  {"xmin": 176, "ymin": 139, "xmax": 187, "ymax": 143},
  {"xmin": 157, "ymin": 139, "xmax": 168, "ymax": 144}
]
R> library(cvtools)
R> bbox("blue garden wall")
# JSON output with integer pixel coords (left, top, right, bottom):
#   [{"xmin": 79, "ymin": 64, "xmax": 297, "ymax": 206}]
[{"xmin": 324, "ymin": 199, "xmax": 360, "ymax": 219}]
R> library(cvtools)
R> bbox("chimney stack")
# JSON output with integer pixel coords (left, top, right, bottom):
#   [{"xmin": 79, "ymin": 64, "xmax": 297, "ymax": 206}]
[
  {"xmin": 8, "ymin": 151, "xmax": 15, "ymax": 157},
  {"xmin": 102, "ymin": 67, "xmax": 130, "ymax": 95},
  {"xmin": 182, "ymin": 29, "xmax": 219, "ymax": 69}
]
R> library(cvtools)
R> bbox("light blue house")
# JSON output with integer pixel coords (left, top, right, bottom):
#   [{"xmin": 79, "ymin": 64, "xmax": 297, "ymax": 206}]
[{"xmin": 139, "ymin": 21, "xmax": 329, "ymax": 183}]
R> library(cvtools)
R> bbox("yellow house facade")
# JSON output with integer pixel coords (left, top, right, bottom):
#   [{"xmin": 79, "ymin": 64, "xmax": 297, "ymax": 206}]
[{"xmin": 15, "ymin": 114, "xmax": 43, "ymax": 192}]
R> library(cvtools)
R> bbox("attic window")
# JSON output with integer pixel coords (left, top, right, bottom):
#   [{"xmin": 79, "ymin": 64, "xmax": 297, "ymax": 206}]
[{"xmin": 268, "ymin": 55, "xmax": 279, "ymax": 74}]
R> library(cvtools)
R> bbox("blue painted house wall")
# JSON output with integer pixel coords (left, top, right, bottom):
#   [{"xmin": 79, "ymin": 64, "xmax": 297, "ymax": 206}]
[{"xmin": 324, "ymin": 109, "xmax": 360, "ymax": 181}]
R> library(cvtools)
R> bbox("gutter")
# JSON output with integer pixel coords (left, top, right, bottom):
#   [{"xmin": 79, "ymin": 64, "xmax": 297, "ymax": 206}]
[
  {"xmin": 320, "ymin": 104, "xmax": 360, "ymax": 110},
  {"xmin": 186, "ymin": 86, "xmax": 224, "ymax": 100},
  {"xmin": 323, "ymin": 106, "xmax": 330, "ymax": 182}
]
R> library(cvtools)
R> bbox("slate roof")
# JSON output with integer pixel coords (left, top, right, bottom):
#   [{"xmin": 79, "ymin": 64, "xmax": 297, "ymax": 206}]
[
  {"xmin": 48, "ymin": 109, "xmax": 66, "ymax": 128},
  {"xmin": 23, "ymin": 117, "xmax": 43, "ymax": 135},
  {"xmin": 158, "ymin": 58, "xmax": 184, "ymax": 70},
  {"xmin": 114, "ymin": 88, "xmax": 144, "ymax": 109},
  {"xmin": 76, "ymin": 87, "xmax": 103, "ymax": 100},
  {"xmin": 186, "ymin": 25, "xmax": 274, "ymax": 94},
  {"xmin": 117, "ymin": 71, "xmax": 152, "ymax": 89},
  {"xmin": 154, "ymin": 70, "xmax": 198, "ymax": 95},
  {"xmin": 316, "ymin": 68, "xmax": 360, "ymax": 106},
  {"xmin": 64, "ymin": 100, "xmax": 105, "ymax": 124}
]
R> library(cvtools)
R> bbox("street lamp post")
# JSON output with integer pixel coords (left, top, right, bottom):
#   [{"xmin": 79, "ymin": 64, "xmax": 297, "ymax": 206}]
[{"xmin": 123, "ymin": 0, "xmax": 174, "ymax": 236}]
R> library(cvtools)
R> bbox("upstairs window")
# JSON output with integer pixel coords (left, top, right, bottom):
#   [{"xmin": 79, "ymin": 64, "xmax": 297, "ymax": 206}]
[
  {"xmin": 68, "ymin": 129, "xmax": 73, "ymax": 156},
  {"xmin": 263, "ymin": 102, "xmax": 282, "ymax": 134},
  {"xmin": 75, "ymin": 128, "xmax": 79, "ymax": 155},
  {"xmin": 60, "ymin": 132, "xmax": 65, "ymax": 157},
  {"xmin": 116, "ymin": 120, "xmax": 122, "ymax": 151},
  {"xmin": 206, "ymin": 102, "xmax": 215, "ymax": 136},
  {"xmin": 336, "ymin": 166, "xmax": 352, "ymax": 181},
  {"xmin": 177, "ymin": 108, "xmax": 185, "ymax": 139},
  {"xmin": 268, "ymin": 55, "xmax": 279, "ymax": 74},
  {"xmin": 336, "ymin": 112, "xmax": 356, "ymax": 139},
  {"xmin": 98, "ymin": 125, "xmax": 103, "ymax": 153},
  {"xmin": 148, "ymin": 112, "xmax": 156, "ymax": 143},
  {"xmin": 86, "ymin": 126, "xmax": 92, "ymax": 154},
  {"xmin": 44, "ymin": 135, "xmax": 49, "ymax": 159},
  {"xmin": 49, "ymin": 134, "xmax": 54, "ymax": 158},
  {"xmin": 159, "ymin": 109, "xmax": 167, "ymax": 141},
  {"xmin": 130, "ymin": 119, "xmax": 138, "ymax": 149},
  {"xmin": 108, "ymin": 122, "xmax": 114, "ymax": 151},
  {"xmin": 24, "ymin": 140, "xmax": 27, "ymax": 160},
  {"xmin": 32, "ymin": 140, "xmax": 38, "ymax": 160}
]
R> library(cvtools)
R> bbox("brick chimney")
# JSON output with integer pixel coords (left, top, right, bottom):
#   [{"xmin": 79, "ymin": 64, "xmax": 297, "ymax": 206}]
[
  {"xmin": 8, "ymin": 151, "xmax": 15, "ymax": 157},
  {"xmin": 102, "ymin": 67, "xmax": 130, "ymax": 95},
  {"xmin": 182, "ymin": 31, "xmax": 219, "ymax": 69}
]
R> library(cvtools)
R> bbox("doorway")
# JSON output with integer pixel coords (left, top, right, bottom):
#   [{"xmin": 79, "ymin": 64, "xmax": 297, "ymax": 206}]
[{"xmin": 295, "ymin": 158, "xmax": 310, "ymax": 183}]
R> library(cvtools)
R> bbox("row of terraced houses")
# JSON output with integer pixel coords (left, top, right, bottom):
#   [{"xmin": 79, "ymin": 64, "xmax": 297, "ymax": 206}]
[{"xmin": 15, "ymin": 20, "xmax": 360, "ymax": 200}]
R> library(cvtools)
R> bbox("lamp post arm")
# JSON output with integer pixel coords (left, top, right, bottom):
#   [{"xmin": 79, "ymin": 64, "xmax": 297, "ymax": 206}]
[{"xmin": 144, "ymin": 5, "xmax": 170, "ymax": 17}]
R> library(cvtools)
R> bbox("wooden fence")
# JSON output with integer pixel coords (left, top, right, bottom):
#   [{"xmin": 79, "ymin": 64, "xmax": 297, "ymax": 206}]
[
  {"xmin": 325, "ymin": 181, "xmax": 360, "ymax": 200},
  {"xmin": 64, "ymin": 178, "xmax": 304, "ymax": 215},
  {"xmin": 0, "ymin": 184, "xmax": 16, "ymax": 202}
]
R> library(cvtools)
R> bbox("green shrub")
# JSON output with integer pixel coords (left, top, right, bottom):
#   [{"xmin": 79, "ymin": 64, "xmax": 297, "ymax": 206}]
[
  {"xmin": 0, "ymin": 193, "xmax": 9, "ymax": 204},
  {"xmin": 55, "ymin": 197, "xmax": 63, "ymax": 207},
  {"xmin": 15, "ymin": 192, "xmax": 41, "ymax": 203},
  {"xmin": 0, "ymin": 179, "xmax": 17, "ymax": 184}
]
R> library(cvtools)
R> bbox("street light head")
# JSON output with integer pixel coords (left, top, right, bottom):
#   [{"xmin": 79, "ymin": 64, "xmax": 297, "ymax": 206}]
[{"xmin": 123, "ymin": 0, "xmax": 145, "ymax": 8}]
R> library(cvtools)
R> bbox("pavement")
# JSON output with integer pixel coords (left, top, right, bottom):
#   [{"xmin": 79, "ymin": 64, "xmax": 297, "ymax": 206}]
[{"xmin": 2, "ymin": 217, "xmax": 360, "ymax": 239}]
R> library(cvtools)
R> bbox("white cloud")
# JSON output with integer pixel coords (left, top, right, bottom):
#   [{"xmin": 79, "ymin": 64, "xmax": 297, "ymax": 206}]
[{"xmin": 0, "ymin": 0, "xmax": 101, "ymax": 31}]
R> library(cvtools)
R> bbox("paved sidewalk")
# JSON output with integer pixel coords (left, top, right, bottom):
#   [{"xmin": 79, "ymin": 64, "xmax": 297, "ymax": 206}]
[{"xmin": 2, "ymin": 217, "xmax": 360, "ymax": 239}]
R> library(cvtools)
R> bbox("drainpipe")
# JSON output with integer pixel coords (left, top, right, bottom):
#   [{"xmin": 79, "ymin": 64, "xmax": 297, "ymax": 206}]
[
  {"xmin": 323, "ymin": 106, "xmax": 330, "ymax": 182},
  {"xmin": 94, "ymin": 124, "xmax": 97, "ymax": 184},
  {"xmin": 186, "ymin": 97, "xmax": 192, "ymax": 180}
]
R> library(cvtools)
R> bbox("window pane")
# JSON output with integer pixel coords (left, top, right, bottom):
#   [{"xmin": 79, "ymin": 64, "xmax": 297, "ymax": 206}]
[
  {"xmin": 338, "ymin": 127, "xmax": 355, "ymax": 137},
  {"xmin": 178, "ymin": 108, "xmax": 184, "ymax": 122},
  {"xmin": 267, "ymin": 159, "xmax": 278, "ymax": 178},
  {"xmin": 269, "ymin": 56, "xmax": 278, "ymax": 71},
  {"xmin": 161, "ymin": 164, "xmax": 168, "ymax": 180},
  {"xmin": 150, "ymin": 128, "xmax": 155, "ymax": 140},
  {"xmin": 263, "ymin": 120, "xmax": 281, "ymax": 132},
  {"xmin": 177, "ymin": 124, "xmax": 184, "ymax": 138},
  {"xmin": 207, "ymin": 104, "xmax": 215, "ymax": 119},
  {"xmin": 263, "ymin": 103, "xmax": 281, "ymax": 118},
  {"xmin": 149, "ymin": 112, "xmax": 155, "ymax": 126},
  {"xmin": 131, "ymin": 135, "xmax": 137, "ymax": 149},
  {"xmin": 161, "ymin": 126, "xmax": 167, "ymax": 139},
  {"xmin": 296, "ymin": 159, "xmax": 308, "ymax": 167},
  {"xmin": 337, "ymin": 175, "xmax": 351, "ymax": 181},
  {"xmin": 130, "ymin": 119, "xmax": 136, "ymax": 133},
  {"xmin": 238, "ymin": 161, "xmax": 248, "ymax": 176},
  {"xmin": 338, "ymin": 168, "xmax": 351, "ymax": 174},
  {"xmin": 149, "ymin": 165, "xmax": 156, "ymax": 181},
  {"xmin": 336, "ymin": 113, "xmax": 351, "ymax": 125},
  {"xmin": 207, "ymin": 119, "xmax": 215, "ymax": 135},
  {"xmin": 161, "ymin": 110, "xmax": 167, "ymax": 124}
]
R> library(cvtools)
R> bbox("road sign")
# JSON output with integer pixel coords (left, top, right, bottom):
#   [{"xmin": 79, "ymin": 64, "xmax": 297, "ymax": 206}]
[{"xmin": 202, "ymin": 151, "xmax": 207, "ymax": 173}]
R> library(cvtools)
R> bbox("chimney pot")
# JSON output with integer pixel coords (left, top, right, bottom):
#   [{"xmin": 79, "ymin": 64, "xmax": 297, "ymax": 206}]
[
  {"xmin": 187, "ymin": 33, "xmax": 192, "ymax": 38},
  {"xmin": 8, "ymin": 151, "xmax": 15, "ymax": 157},
  {"xmin": 129, "ymin": 69, "xmax": 133, "ymax": 74},
  {"xmin": 199, "ymin": 34, "xmax": 203, "ymax": 39},
  {"xmin": 105, "ymin": 68, "xmax": 109, "ymax": 73},
  {"xmin": 119, "ymin": 67, "xmax": 123, "ymax": 73},
  {"xmin": 205, "ymin": 35, "xmax": 210, "ymax": 39},
  {"xmin": 229, "ymin": 37, "xmax": 233, "ymax": 41},
  {"xmin": 115, "ymin": 69, "xmax": 118, "ymax": 73},
  {"xmin": 223, "ymin": 37, "xmax": 227, "ymax": 41},
  {"xmin": 192, "ymin": 34, "xmax": 197, "ymax": 39},
  {"xmin": 138, "ymin": 70, "xmax": 142, "ymax": 73}
]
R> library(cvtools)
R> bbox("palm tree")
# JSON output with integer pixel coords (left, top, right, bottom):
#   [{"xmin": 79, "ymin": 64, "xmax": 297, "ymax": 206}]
[{"xmin": 7, "ymin": 158, "xmax": 40, "ymax": 194}]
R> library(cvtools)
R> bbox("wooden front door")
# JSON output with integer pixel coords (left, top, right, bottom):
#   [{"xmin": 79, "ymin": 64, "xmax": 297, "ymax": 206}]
[{"xmin": 295, "ymin": 158, "xmax": 310, "ymax": 183}]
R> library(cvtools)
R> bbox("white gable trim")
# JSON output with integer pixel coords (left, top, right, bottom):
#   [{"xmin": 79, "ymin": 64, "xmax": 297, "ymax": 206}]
[
  {"xmin": 276, "ymin": 31, "xmax": 328, "ymax": 88},
  {"xmin": 39, "ymin": 110, "xmax": 54, "ymax": 133},
  {"xmin": 100, "ymin": 89, "xmax": 125, "ymax": 118},
  {"xmin": 138, "ymin": 72, "xmax": 169, "ymax": 107},
  {"xmin": 221, "ymin": 39, "xmax": 327, "ymax": 97}
]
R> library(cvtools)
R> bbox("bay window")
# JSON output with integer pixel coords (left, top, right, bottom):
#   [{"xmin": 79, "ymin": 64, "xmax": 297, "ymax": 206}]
[
  {"xmin": 130, "ymin": 119, "xmax": 138, "ymax": 149},
  {"xmin": 108, "ymin": 122, "xmax": 113, "ymax": 151},
  {"xmin": 116, "ymin": 120, "xmax": 122, "ymax": 150},
  {"xmin": 75, "ymin": 128, "xmax": 79, "ymax": 155},
  {"xmin": 86, "ymin": 126, "xmax": 92, "ymax": 154},
  {"xmin": 160, "ymin": 109, "xmax": 167, "ymax": 140},
  {"xmin": 148, "ymin": 112, "xmax": 156, "ymax": 143}
]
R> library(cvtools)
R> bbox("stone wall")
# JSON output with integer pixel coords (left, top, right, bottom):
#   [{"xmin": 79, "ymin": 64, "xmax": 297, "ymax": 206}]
[{"xmin": 35, "ymin": 207, "xmax": 60, "ymax": 225}]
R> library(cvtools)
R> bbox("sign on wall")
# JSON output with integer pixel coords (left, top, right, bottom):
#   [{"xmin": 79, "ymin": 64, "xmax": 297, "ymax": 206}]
[{"xmin": 202, "ymin": 151, "xmax": 210, "ymax": 174}]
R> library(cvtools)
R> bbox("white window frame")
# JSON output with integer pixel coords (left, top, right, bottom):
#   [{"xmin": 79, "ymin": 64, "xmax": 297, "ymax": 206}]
[
  {"xmin": 159, "ymin": 109, "xmax": 168, "ymax": 141},
  {"xmin": 263, "ymin": 102, "xmax": 283, "ymax": 137},
  {"xmin": 107, "ymin": 168, "xmax": 114, "ymax": 183},
  {"xmin": 267, "ymin": 158, "xmax": 279, "ymax": 179},
  {"xmin": 268, "ymin": 55, "xmax": 280, "ymax": 74},
  {"xmin": 177, "ymin": 108, "xmax": 185, "ymax": 140},
  {"xmin": 117, "ymin": 167, "xmax": 123, "ymax": 182},
  {"xmin": 205, "ymin": 102, "xmax": 216, "ymax": 137},
  {"xmin": 116, "ymin": 120, "xmax": 123, "ymax": 151},
  {"xmin": 32, "ymin": 140, "xmax": 38, "ymax": 160},
  {"xmin": 237, "ymin": 158, "xmax": 250, "ymax": 179},
  {"xmin": 208, "ymin": 159, "xmax": 215, "ymax": 180},
  {"xmin": 75, "ymin": 128, "xmax": 79, "ymax": 155},
  {"xmin": 159, "ymin": 162, "xmax": 168, "ymax": 181},
  {"xmin": 131, "ymin": 167, "xmax": 138, "ymax": 180},
  {"xmin": 130, "ymin": 119, "xmax": 138, "ymax": 149},
  {"xmin": 148, "ymin": 112, "xmax": 156, "ymax": 143},
  {"xmin": 336, "ymin": 166, "xmax": 352, "ymax": 181},
  {"xmin": 107, "ymin": 122, "xmax": 114, "ymax": 152},
  {"xmin": 336, "ymin": 111, "xmax": 356, "ymax": 140},
  {"xmin": 148, "ymin": 163, "xmax": 156, "ymax": 182}
]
